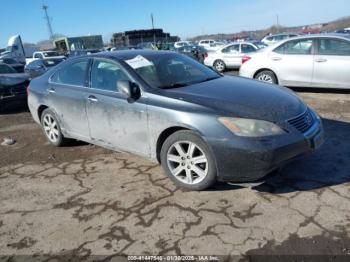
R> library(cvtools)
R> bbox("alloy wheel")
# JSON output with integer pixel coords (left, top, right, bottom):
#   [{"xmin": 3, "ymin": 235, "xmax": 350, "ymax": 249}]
[
  {"xmin": 167, "ymin": 141, "xmax": 208, "ymax": 185},
  {"xmin": 43, "ymin": 114, "xmax": 59, "ymax": 143},
  {"xmin": 257, "ymin": 74, "xmax": 273, "ymax": 83},
  {"xmin": 214, "ymin": 61, "xmax": 225, "ymax": 72}
]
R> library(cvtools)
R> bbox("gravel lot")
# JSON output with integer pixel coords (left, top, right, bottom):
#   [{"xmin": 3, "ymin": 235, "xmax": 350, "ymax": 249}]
[{"xmin": 0, "ymin": 79, "xmax": 350, "ymax": 260}]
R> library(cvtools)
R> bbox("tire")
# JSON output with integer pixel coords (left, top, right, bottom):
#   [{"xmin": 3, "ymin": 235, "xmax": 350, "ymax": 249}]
[
  {"xmin": 254, "ymin": 70, "xmax": 277, "ymax": 84},
  {"xmin": 160, "ymin": 130, "xmax": 217, "ymax": 191},
  {"xmin": 213, "ymin": 60, "xmax": 226, "ymax": 72},
  {"xmin": 40, "ymin": 108, "xmax": 68, "ymax": 147}
]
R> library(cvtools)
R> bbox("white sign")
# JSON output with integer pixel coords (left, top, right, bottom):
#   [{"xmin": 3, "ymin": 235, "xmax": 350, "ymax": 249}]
[{"xmin": 125, "ymin": 55, "xmax": 153, "ymax": 69}]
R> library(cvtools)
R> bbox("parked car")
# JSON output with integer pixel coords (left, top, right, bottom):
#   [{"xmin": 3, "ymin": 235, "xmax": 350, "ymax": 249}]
[
  {"xmin": 0, "ymin": 58, "xmax": 25, "ymax": 73},
  {"xmin": 239, "ymin": 34, "xmax": 350, "ymax": 89},
  {"xmin": 205, "ymin": 42, "xmax": 226, "ymax": 52},
  {"xmin": 204, "ymin": 42, "xmax": 262, "ymax": 72},
  {"xmin": 26, "ymin": 51, "xmax": 66, "ymax": 65},
  {"xmin": 174, "ymin": 41, "xmax": 192, "ymax": 48},
  {"xmin": 68, "ymin": 49, "xmax": 101, "ymax": 57},
  {"xmin": 27, "ymin": 50, "xmax": 324, "ymax": 190},
  {"xmin": 261, "ymin": 33, "xmax": 300, "ymax": 46},
  {"xmin": 198, "ymin": 39, "xmax": 217, "ymax": 49},
  {"xmin": 0, "ymin": 63, "xmax": 30, "ymax": 112},
  {"xmin": 176, "ymin": 45, "xmax": 207, "ymax": 63},
  {"xmin": 25, "ymin": 58, "xmax": 65, "ymax": 79}
]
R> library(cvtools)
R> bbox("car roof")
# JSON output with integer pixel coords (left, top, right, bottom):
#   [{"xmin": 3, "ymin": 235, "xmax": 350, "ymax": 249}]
[
  {"xmin": 91, "ymin": 50, "xmax": 175, "ymax": 60},
  {"xmin": 261, "ymin": 33, "xmax": 350, "ymax": 52}
]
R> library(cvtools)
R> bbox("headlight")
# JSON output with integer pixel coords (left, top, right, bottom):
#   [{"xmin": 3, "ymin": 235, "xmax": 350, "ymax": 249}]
[{"xmin": 218, "ymin": 117, "xmax": 285, "ymax": 137}]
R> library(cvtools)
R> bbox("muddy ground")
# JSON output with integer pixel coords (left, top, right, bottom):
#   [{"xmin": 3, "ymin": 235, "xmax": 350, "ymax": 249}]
[{"xmin": 0, "ymin": 89, "xmax": 350, "ymax": 261}]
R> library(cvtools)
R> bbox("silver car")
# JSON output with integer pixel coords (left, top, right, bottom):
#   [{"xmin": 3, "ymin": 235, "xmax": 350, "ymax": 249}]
[
  {"xmin": 28, "ymin": 51, "xmax": 324, "ymax": 190},
  {"xmin": 240, "ymin": 34, "xmax": 350, "ymax": 89}
]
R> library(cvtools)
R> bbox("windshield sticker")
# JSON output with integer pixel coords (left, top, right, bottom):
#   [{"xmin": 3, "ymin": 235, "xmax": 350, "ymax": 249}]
[{"xmin": 125, "ymin": 55, "xmax": 154, "ymax": 69}]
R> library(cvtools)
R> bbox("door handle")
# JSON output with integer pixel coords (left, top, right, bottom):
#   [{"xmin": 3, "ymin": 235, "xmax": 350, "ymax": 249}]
[
  {"xmin": 47, "ymin": 87, "xmax": 56, "ymax": 93},
  {"xmin": 315, "ymin": 58, "xmax": 327, "ymax": 63},
  {"xmin": 87, "ymin": 95, "xmax": 98, "ymax": 102},
  {"xmin": 271, "ymin": 57, "xmax": 282, "ymax": 61}
]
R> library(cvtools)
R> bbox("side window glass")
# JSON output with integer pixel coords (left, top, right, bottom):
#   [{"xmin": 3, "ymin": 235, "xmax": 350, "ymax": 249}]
[
  {"xmin": 222, "ymin": 44, "xmax": 239, "ymax": 53},
  {"xmin": 91, "ymin": 60, "xmax": 131, "ymax": 92},
  {"xmin": 241, "ymin": 44, "xmax": 256, "ymax": 53},
  {"xmin": 274, "ymin": 39, "xmax": 313, "ymax": 55},
  {"xmin": 51, "ymin": 60, "xmax": 88, "ymax": 86},
  {"xmin": 318, "ymin": 39, "xmax": 350, "ymax": 56}
]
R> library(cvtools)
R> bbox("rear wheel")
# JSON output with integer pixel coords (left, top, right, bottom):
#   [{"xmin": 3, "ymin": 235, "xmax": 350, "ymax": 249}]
[
  {"xmin": 254, "ymin": 70, "xmax": 277, "ymax": 84},
  {"xmin": 213, "ymin": 60, "xmax": 226, "ymax": 72},
  {"xmin": 40, "ymin": 108, "xmax": 68, "ymax": 147},
  {"xmin": 160, "ymin": 130, "xmax": 217, "ymax": 190}
]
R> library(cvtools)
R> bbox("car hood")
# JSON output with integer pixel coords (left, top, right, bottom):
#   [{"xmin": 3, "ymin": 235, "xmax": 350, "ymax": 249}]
[
  {"xmin": 165, "ymin": 76, "xmax": 306, "ymax": 122},
  {"xmin": 0, "ymin": 73, "xmax": 30, "ymax": 86}
]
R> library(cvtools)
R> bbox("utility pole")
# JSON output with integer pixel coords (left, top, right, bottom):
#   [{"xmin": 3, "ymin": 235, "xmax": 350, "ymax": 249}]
[
  {"xmin": 42, "ymin": 4, "xmax": 54, "ymax": 40},
  {"xmin": 276, "ymin": 14, "xmax": 279, "ymax": 27},
  {"xmin": 151, "ymin": 13, "xmax": 156, "ymax": 47}
]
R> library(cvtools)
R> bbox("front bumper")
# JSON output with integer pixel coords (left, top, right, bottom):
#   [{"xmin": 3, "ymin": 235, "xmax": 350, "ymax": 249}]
[{"xmin": 207, "ymin": 117, "xmax": 324, "ymax": 182}]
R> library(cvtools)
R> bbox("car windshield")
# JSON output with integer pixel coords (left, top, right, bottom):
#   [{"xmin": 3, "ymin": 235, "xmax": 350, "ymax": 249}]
[
  {"xmin": 123, "ymin": 53, "xmax": 221, "ymax": 89},
  {"xmin": 0, "ymin": 64, "xmax": 17, "ymax": 74}
]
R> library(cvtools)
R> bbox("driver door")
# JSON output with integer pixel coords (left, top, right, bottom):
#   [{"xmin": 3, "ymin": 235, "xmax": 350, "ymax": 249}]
[{"xmin": 85, "ymin": 58, "xmax": 149, "ymax": 156}]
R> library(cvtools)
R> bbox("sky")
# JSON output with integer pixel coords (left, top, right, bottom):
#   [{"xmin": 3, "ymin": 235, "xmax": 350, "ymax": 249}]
[{"xmin": 0, "ymin": 0, "xmax": 349, "ymax": 47}]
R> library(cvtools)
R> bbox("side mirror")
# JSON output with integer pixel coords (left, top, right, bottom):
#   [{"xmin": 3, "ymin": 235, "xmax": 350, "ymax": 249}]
[{"xmin": 117, "ymin": 80, "xmax": 141, "ymax": 103}]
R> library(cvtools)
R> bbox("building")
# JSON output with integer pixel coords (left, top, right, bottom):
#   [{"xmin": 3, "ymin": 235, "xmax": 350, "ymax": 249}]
[{"xmin": 111, "ymin": 29, "xmax": 179, "ymax": 47}]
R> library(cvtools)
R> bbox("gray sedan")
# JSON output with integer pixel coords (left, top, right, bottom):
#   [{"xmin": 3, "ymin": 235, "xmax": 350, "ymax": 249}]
[{"xmin": 28, "ymin": 51, "xmax": 324, "ymax": 190}]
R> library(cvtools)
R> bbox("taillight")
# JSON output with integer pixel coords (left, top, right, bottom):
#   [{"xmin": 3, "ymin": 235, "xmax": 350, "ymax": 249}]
[
  {"xmin": 204, "ymin": 53, "xmax": 208, "ymax": 58},
  {"xmin": 242, "ymin": 56, "xmax": 251, "ymax": 64},
  {"xmin": 26, "ymin": 85, "xmax": 31, "ymax": 95}
]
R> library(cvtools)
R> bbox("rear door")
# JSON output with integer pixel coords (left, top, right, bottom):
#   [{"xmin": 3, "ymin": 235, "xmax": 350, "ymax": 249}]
[
  {"xmin": 221, "ymin": 44, "xmax": 241, "ymax": 67},
  {"xmin": 312, "ymin": 37, "xmax": 350, "ymax": 88},
  {"xmin": 85, "ymin": 58, "xmax": 149, "ymax": 155},
  {"xmin": 269, "ymin": 38, "xmax": 315, "ymax": 86},
  {"xmin": 47, "ymin": 58, "xmax": 90, "ymax": 139}
]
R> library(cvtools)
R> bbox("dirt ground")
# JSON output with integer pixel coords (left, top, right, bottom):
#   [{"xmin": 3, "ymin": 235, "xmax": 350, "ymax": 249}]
[{"xmin": 0, "ymin": 89, "xmax": 350, "ymax": 261}]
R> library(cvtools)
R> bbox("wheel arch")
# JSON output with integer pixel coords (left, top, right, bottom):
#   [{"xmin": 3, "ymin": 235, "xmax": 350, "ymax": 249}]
[
  {"xmin": 37, "ymin": 104, "xmax": 49, "ymax": 121},
  {"xmin": 253, "ymin": 68, "xmax": 279, "ymax": 84},
  {"xmin": 156, "ymin": 126, "xmax": 190, "ymax": 163}
]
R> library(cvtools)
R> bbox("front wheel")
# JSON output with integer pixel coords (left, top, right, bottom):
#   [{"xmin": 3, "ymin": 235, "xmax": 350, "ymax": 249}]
[
  {"xmin": 254, "ymin": 70, "xmax": 277, "ymax": 84},
  {"xmin": 160, "ymin": 130, "xmax": 217, "ymax": 190},
  {"xmin": 213, "ymin": 60, "xmax": 226, "ymax": 72}
]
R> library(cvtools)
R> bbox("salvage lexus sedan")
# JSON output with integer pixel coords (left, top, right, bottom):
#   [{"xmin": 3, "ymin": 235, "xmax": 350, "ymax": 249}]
[{"xmin": 28, "ymin": 50, "xmax": 324, "ymax": 190}]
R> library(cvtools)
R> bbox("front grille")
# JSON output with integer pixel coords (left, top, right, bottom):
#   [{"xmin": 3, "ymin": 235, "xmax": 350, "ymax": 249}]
[{"xmin": 288, "ymin": 109, "xmax": 314, "ymax": 133}]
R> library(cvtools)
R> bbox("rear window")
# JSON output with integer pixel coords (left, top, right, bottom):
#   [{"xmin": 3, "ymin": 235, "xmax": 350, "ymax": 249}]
[{"xmin": 318, "ymin": 38, "xmax": 350, "ymax": 56}]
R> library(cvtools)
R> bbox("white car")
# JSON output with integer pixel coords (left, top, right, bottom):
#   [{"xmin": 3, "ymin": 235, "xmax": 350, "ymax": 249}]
[
  {"xmin": 205, "ymin": 42, "xmax": 226, "ymax": 52},
  {"xmin": 261, "ymin": 33, "xmax": 299, "ymax": 46},
  {"xmin": 198, "ymin": 39, "xmax": 217, "ymax": 49},
  {"xmin": 174, "ymin": 41, "xmax": 192, "ymax": 48},
  {"xmin": 26, "ymin": 51, "xmax": 66, "ymax": 65},
  {"xmin": 239, "ymin": 34, "xmax": 350, "ymax": 89},
  {"xmin": 204, "ymin": 42, "xmax": 263, "ymax": 72}
]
